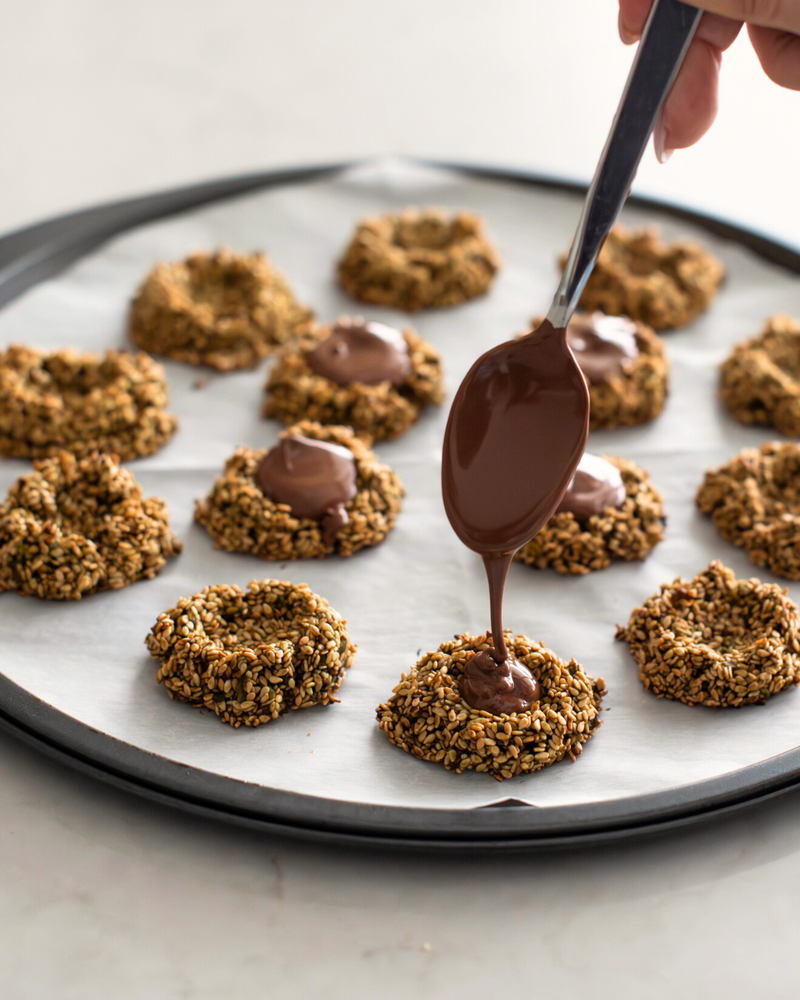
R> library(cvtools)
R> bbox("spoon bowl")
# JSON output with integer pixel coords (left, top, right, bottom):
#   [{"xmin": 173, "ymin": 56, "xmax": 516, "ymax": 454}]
[
  {"xmin": 442, "ymin": 319, "xmax": 589, "ymax": 556},
  {"xmin": 440, "ymin": 0, "xmax": 701, "ymax": 678},
  {"xmin": 441, "ymin": 318, "xmax": 590, "ymax": 660}
]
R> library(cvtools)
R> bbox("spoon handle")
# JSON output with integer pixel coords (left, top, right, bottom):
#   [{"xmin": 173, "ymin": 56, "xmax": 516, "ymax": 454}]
[{"xmin": 547, "ymin": 0, "xmax": 702, "ymax": 329}]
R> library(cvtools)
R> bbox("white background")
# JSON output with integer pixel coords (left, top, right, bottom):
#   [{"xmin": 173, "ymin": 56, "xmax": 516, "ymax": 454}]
[
  {"xmin": 2, "ymin": 1, "xmax": 800, "ymax": 997},
  {"xmin": 1, "ymin": 0, "xmax": 799, "ymax": 246}
]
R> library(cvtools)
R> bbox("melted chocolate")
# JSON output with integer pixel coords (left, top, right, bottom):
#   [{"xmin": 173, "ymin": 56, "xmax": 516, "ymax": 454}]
[
  {"xmin": 442, "ymin": 319, "xmax": 590, "ymax": 712},
  {"xmin": 556, "ymin": 453, "xmax": 626, "ymax": 521},
  {"xmin": 459, "ymin": 647, "xmax": 540, "ymax": 715},
  {"xmin": 307, "ymin": 320, "xmax": 412, "ymax": 387},
  {"xmin": 256, "ymin": 434, "xmax": 357, "ymax": 545},
  {"xmin": 566, "ymin": 312, "xmax": 639, "ymax": 385}
]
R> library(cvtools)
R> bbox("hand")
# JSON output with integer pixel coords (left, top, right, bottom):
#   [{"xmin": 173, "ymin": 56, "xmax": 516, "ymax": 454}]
[{"xmin": 618, "ymin": 0, "xmax": 800, "ymax": 161}]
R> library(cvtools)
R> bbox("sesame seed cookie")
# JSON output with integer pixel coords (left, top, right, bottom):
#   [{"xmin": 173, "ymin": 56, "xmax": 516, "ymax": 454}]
[
  {"xmin": 562, "ymin": 225, "xmax": 724, "ymax": 331},
  {"xmin": 376, "ymin": 632, "xmax": 605, "ymax": 781},
  {"xmin": 146, "ymin": 579, "xmax": 356, "ymax": 728},
  {"xmin": 337, "ymin": 208, "xmax": 500, "ymax": 312},
  {"xmin": 514, "ymin": 456, "xmax": 664, "ymax": 575},
  {"xmin": 129, "ymin": 248, "xmax": 314, "ymax": 371},
  {"xmin": 195, "ymin": 421, "xmax": 404, "ymax": 560},
  {"xmin": 0, "ymin": 345, "xmax": 178, "ymax": 461},
  {"xmin": 697, "ymin": 441, "xmax": 800, "ymax": 580},
  {"xmin": 264, "ymin": 321, "xmax": 444, "ymax": 441},
  {"xmin": 616, "ymin": 560, "xmax": 800, "ymax": 707},
  {"xmin": 720, "ymin": 315, "xmax": 800, "ymax": 436},
  {"xmin": 0, "ymin": 451, "xmax": 181, "ymax": 600},
  {"xmin": 530, "ymin": 312, "xmax": 669, "ymax": 429}
]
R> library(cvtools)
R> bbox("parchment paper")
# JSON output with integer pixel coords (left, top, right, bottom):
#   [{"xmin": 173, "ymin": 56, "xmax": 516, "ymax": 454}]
[{"xmin": 2, "ymin": 159, "xmax": 800, "ymax": 810}]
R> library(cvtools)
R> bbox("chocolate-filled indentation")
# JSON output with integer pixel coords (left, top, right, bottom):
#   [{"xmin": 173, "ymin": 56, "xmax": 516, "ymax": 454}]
[
  {"xmin": 566, "ymin": 312, "xmax": 639, "ymax": 385},
  {"xmin": 556, "ymin": 453, "xmax": 626, "ymax": 521},
  {"xmin": 459, "ymin": 647, "xmax": 541, "ymax": 714},
  {"xmin": 307, "ymin": 320, "xmax": 412, "ymax": 387},
  {"xmin": 256, "ymin": 434, "xmax": 357, "ymax": 544}
]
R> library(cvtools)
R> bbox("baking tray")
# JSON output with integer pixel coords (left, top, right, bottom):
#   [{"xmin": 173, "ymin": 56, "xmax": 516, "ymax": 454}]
[{"xmin": 2, "ymin": 158, "xmax": 800, "ymax": 851}]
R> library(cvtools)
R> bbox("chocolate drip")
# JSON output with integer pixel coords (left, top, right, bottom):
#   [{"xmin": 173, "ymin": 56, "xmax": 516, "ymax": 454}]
[
  {"xmin": 566, "ymin": 312, "xmax": 639, "ymax": 385},
  {"xmin": 556, "ymin": 453, "xmax": 626, "ymax": 521},
  {"xmin": 256, "ymin": 434, "xmax": 357, "ymax": 543},
  {"xmin": 459, "ymin": 647, "xmax": 541, "ymax": 715},
  {"xmin": 320, "ymin": 505, "xmax": 351, "ymax": 547},
  {"xmin": 307, "ymin": 320, "xmax": 412, "ymax": 387},
  {"xmin": 442, "ymin": 319, "xmax": 589, "ymax": 713}
]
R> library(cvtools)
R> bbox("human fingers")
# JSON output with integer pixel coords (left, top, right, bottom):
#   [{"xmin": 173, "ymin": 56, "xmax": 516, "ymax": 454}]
[
  {"xmin": 618, "ymin": 0, "xmax": 742, "ymax": 48},
  {"xmin": 619, "ymin": 0, "xmax": 800, "ymax": 40},
  {"xmin": 655, "ymin": 11, "xmax": 743, "ymax": 157},
  {"xmin": 694, "ymin": 0, "xmax": 800, "ymax": 34},
  {"xmin": 747, "ymin": 22, "xmax": 800, "ymax": 87},
  {"xmin": 618, "ymin": 0, "xmax": 653, "ymax": 42},
  {"xmin": 654, "ymin": 35, "xmax": 722, "ymax": 159},
  {"xmin": 617, "ymin": 4, "xmax": 742, "ymax": 158}
]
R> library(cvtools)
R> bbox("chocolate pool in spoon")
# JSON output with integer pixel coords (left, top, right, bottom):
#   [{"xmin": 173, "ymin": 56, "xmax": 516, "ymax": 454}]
[
  {"xmin": 442, "ymin": 321, "xmax": 590, "ymax": 710},
  {"xmin": 442, "ymin": 0, "xmax": 702, "ymax": 713}
]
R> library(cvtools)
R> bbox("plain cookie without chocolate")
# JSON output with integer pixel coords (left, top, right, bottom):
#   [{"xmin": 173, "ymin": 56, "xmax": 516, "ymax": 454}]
[
  {"xmin": 129, "ymin": 248, "xmax": 313, "ymax": 371},
  {"xmin": 720, "ymin": 315, "xmax": 800, "ymax": 436},
  {"xmin": 338, "ymin": 208, "xmax": 500, "ymax": 311},
  {"xmin": 0, "ymin": 345, "xmax": 177, "ymax": 461},
  {"xmin": 562, "ymin": 225, "xmax": 723, "ymax": 331},
  {"xmin": 0, "ymin": 451, "xmax": 181, "ymax": 600},
  {"xmin": 616, "ymin": 561, "xmax": 800, "ymax": 707},
  {"xmin": 697, "ymin": 441, "xmax": 800, "ymax": 580},
  {"xmin": 146, "ymin": 579, "xmax": 356, "ymax": 728}
]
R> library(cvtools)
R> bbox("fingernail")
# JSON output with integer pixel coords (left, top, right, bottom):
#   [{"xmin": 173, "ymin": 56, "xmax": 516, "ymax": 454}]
[
  {"xmin": 654, "ymin": 119, "xmax": 674, "ymax": 164},
  {"xmin": 618, "ymin": 11, "xmax": 637, "ymax": 44}
]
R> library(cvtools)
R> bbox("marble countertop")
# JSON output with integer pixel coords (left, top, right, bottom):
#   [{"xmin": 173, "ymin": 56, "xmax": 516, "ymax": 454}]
[
  {"xmin": 4, "ymin": 726, "xmax": 800, "ymax": 997},
  {"xmin": 2, "ymin": 1, "xmax": 800, "ymax": 996}
]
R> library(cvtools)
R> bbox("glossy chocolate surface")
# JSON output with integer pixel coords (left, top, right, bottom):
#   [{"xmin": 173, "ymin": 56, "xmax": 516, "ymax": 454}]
[
  {"xmin": 566, "ymin": 312, "xmax": 639, "ymax": 385},
  {"xmin": 459, "ymin": 647, "xmax": 541, "ymax": 715},
  {"xmin": 556, "ymin": 452, "xmax": 626, "ymax": 521},
  {"xmin": 442, "ymin": 319, "xmax": 589, "ymax": 712},
  {"xmin": 307, "ymin": 320, "xmax": 411, "ymax": 387},
  {"xmin": 256, "ymin": 434, "xmax": 357, "ymax": 544}
]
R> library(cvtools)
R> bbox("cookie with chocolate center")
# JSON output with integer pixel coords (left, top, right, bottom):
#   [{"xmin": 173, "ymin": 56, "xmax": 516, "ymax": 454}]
[
  {"xmin": 376, "ymin": 632, "xmax": 605, "ymax": 781},
  {"xmin": 530, "ymin": 312, "xmax": 669, "ymax": 429},
  {"xmin": 514, "ymin": 454, "xmax": 664, "ymax": 574},
  {"xmin": 264, "ymin": 318, "xmax": 444, "ymax": 441},
  {"xmin": 195, "ymin": 421, "xmax": 403, "ymax": 559}
]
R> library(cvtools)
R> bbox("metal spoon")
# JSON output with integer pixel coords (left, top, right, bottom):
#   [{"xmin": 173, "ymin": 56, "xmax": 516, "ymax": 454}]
[
  {"xmin": 442, "ymin": 0, "xmax": 703, "ymax": 661},
  {"xmin": 549, "ymin": 0, "xmax": 703, "ymax": 328}
]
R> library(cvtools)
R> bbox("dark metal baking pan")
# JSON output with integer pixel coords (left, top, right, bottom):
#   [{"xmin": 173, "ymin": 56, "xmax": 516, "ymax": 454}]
[{"xmin": 2, "ymin": 159, "xmax": 800, "ymax": 850}]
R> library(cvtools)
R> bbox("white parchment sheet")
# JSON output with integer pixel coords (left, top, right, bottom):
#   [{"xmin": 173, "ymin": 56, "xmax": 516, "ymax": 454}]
[{"xmin": 2, "ymin": 159, "xmax": 800, "ymax": 811}]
